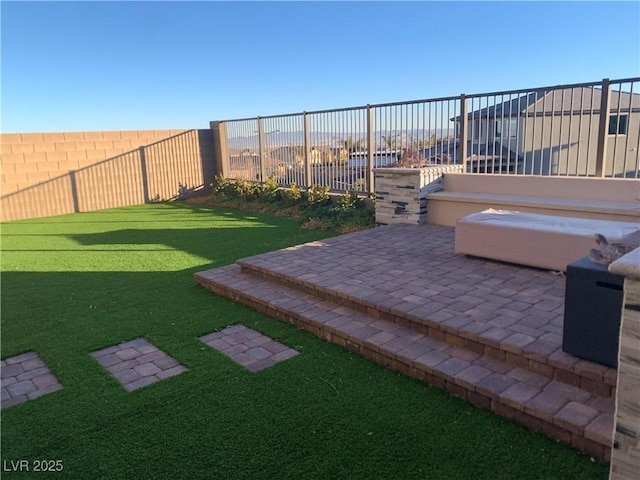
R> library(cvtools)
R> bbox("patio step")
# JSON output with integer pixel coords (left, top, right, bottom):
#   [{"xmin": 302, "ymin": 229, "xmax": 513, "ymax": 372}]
[
  {"xmin": 195, "ymin": 264, "xmax": 613, "ymax": 461},
  {"xmin": 237, "ymin": 258, "xmax": 617, "ymax": 400}
]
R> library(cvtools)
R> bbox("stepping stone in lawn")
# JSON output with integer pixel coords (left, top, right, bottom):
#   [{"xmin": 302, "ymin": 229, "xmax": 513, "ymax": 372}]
[
  {"xmin": 199, "ymin": 324, "xmax": 299, "ymax": 372},
  {"xmin": 1, "ymin": 351, "xmax": 63, "ymax": 409},
  {"xmin": 92, "ymin": 338, "xmax": 187, "ymax": 391}
]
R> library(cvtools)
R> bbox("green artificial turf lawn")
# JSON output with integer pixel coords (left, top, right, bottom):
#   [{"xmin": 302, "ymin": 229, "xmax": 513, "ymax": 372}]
[{"xmin": 1, "ymin": 203, "xmax": 608, "ymax": 480}]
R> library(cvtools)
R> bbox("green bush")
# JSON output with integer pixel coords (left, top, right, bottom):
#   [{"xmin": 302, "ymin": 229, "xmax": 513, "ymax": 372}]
[
  {"xmin": 212, "ymin": 174, "xmax": 233, "ymax": 196},
  {"xmin": 282, "ymin": 182, "xmax": 303, "ymax": 206},
  {"xmin": 338, "ymin": 190, "xmax": 364, "ymax": 211},
  {"xmin": 261, "ymin": 174, "xmax": 280, "ymax": 201},
  {"xmin": 207, "ymin": 176, "xmax": 374, "ymax": 233},
  {"xmin": 307, "ymin": 184, "xmax": 330, "ymax": 207}
]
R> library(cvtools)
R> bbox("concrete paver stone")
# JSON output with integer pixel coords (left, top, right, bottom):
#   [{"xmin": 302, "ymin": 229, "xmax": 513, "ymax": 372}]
[
  {"xmin": 1, "ymin": 351, "xmax": 63, "ymax": 408},
  {"xmin": 199, "ymin": 324, "xmax": 299, "ymax": 372},
  {"xmin": 92, "ymin": 338, "xmax": 187, "ymax": 391}
]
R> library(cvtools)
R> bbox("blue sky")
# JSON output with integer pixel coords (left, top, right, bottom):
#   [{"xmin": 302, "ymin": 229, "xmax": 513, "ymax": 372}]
[{"xmin": 2, "ymin": 1, "xmax": 639, "ymax": 133}]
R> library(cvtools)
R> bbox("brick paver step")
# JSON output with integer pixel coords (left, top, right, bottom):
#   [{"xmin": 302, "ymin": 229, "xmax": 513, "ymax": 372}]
[
  {"xmin": 233, "ymin": 225, "xmax": 616, "ymax": 399},
  {"xmin": 195, "ymin": 263, "xmax": 613, "ymax": 461}
]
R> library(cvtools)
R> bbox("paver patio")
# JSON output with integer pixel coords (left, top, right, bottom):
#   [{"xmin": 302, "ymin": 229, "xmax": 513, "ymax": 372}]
[
  {"xmin": 199, "ymin": 324, "xmax": 299, "ymax": 372},
  {"xmin": 92, "ymin": 338, "xmax": 187, "ymax": 391},
  {"xmin": 195, "ymin": 222, "xmax": 618, "ymax": 460},
  {"xmin": 1, "ymin": 351, "xmax": 63, "ymax": 409}
]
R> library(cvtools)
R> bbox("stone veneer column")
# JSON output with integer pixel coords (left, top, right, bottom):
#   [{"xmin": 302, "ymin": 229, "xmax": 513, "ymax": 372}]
[
  {"xmin": 609, "ymin": 249, "xmax": 640, "ymax": 480},
  {"xmin": 374, "ymin": 165, "xmax": 464, "ymax": 225}
]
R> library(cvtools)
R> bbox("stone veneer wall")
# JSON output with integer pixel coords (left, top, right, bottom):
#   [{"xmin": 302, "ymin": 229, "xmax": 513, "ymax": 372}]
[
  {"xmin": 609, "ymin": 249, "xmax": 640, "ymax": 480},
  {"xmin": 374, "ymin": 165, "xmax": 464, "ymax": 225}
]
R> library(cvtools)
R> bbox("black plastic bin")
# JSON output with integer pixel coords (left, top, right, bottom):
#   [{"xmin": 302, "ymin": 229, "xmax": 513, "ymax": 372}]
[{"xmin": 562, "ymin": 256, "xmax": 624, "ymax": 368}]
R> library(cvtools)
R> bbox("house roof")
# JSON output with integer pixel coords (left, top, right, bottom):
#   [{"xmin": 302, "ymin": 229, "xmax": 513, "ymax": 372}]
[
  {"xmin": 524, "ymin": 87, "xmax": 640, "ymax": 115},
  {"xmin": 455, "ymin": 87, "xmax": 640, "ymax": 121}
]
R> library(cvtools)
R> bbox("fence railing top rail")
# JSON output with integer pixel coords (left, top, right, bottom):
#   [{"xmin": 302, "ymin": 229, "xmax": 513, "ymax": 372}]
[
  {"xmin": 219, "ymin": 77, "xmax": 640, "ymax": 124},
  {"xmin": 463, "ymin": 80, "xmax": 608, "ymax": 100},
  {"xmin": 610, "ymin": 76, "xmax": 640, "ymax": 84},
  {"xmin": 225, "ymin": 117, "xmax": 260, "ymax": 123}
]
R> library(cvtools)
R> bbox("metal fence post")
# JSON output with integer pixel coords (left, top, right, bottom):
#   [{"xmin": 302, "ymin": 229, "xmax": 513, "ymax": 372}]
[
  {"xmin": 366, "ymin": 104, "xmax": 374, "ymax": 195},
  {"xmin": 459, "ymin": 94, "xmax": 467, "ymax": 171},
  {"xmin": 595, "ymin": 78, "xmax": 611, "ymax": 177},
  {"xmin": 210, "ymin": 120, "xmax": 229, "ymax": 178},
  {"xmin": 303, "ymin": 112, "xmax": 312, "ymax": 189},
  {"xmin": 257, "ymin": 117, "xmax": 266, "ymax": 183}
]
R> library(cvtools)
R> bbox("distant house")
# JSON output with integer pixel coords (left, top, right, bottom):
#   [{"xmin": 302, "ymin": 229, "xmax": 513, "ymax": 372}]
[
  {"xmin": 329, "ymin": 147, "xmax": 349, "ymax": 164},
  {"xmin": 309, "ymin": 147, "xmax": 333, "ymax": 165},
  {"xmin": 348, "ymin": 150, "xmax": 401, "ymax": 168},
  {"xmin": 270, "ymin": 146, "xmax": 304, "ymax": 166},
  {"xmin": 268, "ymin": 146, "xmax": 350, "ymax": 165},
  {"xmin": 309, "ymin": 147, "xmax": 349, "ymax": 165},
  {"xmin": 453, "ymin": 87, "xmax": 640, "ymax": 176},
  {"xmin": 229, "ymin": 150, "xmax": 260, "ymax": 170}
]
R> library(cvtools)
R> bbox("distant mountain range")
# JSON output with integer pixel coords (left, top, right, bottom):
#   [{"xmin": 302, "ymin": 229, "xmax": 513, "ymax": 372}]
[{"xmin": 228, "ymin": 129, "xmax": 453, "ymax": 149}]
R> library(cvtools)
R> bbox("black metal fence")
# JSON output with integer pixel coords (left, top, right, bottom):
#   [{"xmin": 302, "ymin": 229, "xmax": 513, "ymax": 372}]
[{"xmin": 215, "ymin": 77, "xmax": 640, "ymax": 193}]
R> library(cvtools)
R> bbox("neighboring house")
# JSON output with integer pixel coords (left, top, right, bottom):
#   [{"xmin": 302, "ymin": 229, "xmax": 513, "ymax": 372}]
[
  {"xmin": 348, "ymin": 150, "xmax": 401, "ymax": 168},
  {"xmin": 270, "ymin": 146, "xmax": 304, "ymax": 166},
  {"xmin": 311, "ymin": 147, "xmax": 352, "ymax": 165},
  {"xmin": 309, "ymin": 147, "xmax": 335, "ymax": 165},
  {"xmin": 418, "ymin": 142, "xmax": 524, "ymax": 173},
  {"xmin": 269, "ymin": 146, "xmax": 349, "ymax": 165},
  {"xmin": 229, "ymin": 150, "xmax": 260, "ymax": 169},
  {"xmin": 329, "ymin": 147, "xmax": 349, "ymax": 164},
  {"xmin": 453, "ymin": 87, "xmax": 640, "ymax": 176}
]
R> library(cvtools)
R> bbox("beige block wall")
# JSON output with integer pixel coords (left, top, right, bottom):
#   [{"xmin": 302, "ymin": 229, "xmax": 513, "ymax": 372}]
[
  {"xmin": 441, "ymin": 174, "xmax": 640, "ymax": 203},
  {"xmin": 1, "ymin": 129, "xmax": 214, "ymax": 222},
  {"xmin": 424, "ymin": 173, "xmax": 640, "ymax": 226}
]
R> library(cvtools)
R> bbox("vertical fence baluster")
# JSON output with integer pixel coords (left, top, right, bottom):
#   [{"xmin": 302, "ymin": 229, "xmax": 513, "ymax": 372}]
[
  {"xmin": 557, "ymin": 89, "xmax": 565, "ymax": 175},
  {"xmin": 257, "ymin": 117, "xmax": 266, "ymax": 183},
  {"xmin": 623, "ymin": 81, "xmax": 636, "ymax": 176},
  {"xmin": 611, "ymin": 80, "xmax": 624, "ymax": 178},
  {"xmin": 459, "ymin": 94, "xmax": 467, "ymax": 170},
  {"xmin": 634, "ymin": 83, "xmax": 640, "ymax": 179},
  {"xmin": 595, "ymin": 78, "xmax": 611, "ymax": 177},
  {"xmin": 367, "ymin": 104, "xmax": 374, "ymax": 195},
  {"xmin": 304, "ymin": 112, "xmax": 311, "ymax": 189}
]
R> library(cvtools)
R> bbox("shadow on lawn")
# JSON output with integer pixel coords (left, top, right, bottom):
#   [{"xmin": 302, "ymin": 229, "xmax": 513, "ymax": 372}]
[
  {"xmin": 62, "ymin": 202, "xmax": 329, "ymax": 268},
  {"xmin": 1, "ymin": 200, "xmax": 336, "ymax": 354},
  {"xmin": 0, "ymin": 201, "xmax": 284, "ymax": 225}
]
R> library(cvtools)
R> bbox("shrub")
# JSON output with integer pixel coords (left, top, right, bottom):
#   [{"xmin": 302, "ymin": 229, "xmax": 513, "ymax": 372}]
[
  {"xmin": 307, "ymin": 184, "xmax": 330, "ymax": 207},
  {"xmin": 282, "ymin": 182, "xmax": 303, "ymax": 206},
  {"xmin": 212, "ymin": 174, "xmax": 233, "ymax": 196},
  {"xmin": 338, "ymin": 190, "xmax": 364, "ymax": 211},
  {"xmin": 177, "ymin": 183, "xmax": 196, "ymax": 200},
  {"xmin": 205, "ymin": 176, "xmax": 374, "ymax": 233},
  {"xmin": 301, "ymin": 217, "xmax": 333, "ymax": 231},
  {"xmin": 230, "ymin": 178, "xmax": 248, "ymax": 198},
  {"xmin": 233, "ymin": 178, "xmax": 263, "ymax": 200},
  {"xmin": 262, "ymin": 174, "xmax": 280, "ymax": 201}
]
